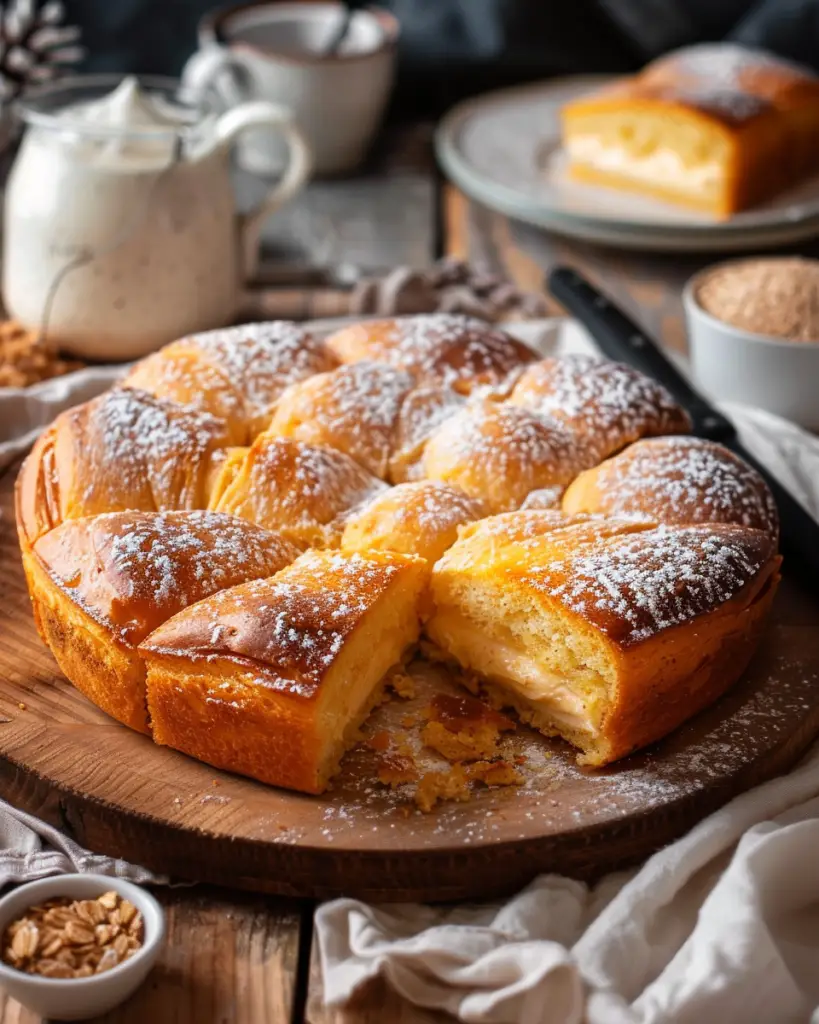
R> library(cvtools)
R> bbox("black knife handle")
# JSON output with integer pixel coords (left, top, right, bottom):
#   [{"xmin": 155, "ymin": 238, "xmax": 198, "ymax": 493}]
[{"xmin": 547, "ymin": 266, "xmax": 736, "ymax": 443}]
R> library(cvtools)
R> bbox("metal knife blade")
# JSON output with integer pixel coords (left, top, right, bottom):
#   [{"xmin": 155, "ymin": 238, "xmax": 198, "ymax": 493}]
[{"xmin": 547, "ymin": 265, "xmax": 819, "ymax": 589}]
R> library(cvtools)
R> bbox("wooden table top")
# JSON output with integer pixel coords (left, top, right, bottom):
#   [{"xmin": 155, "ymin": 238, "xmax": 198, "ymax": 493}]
[{"xmin": 2, "ymin": 123, "xmax": 811, "ymax": 1024}]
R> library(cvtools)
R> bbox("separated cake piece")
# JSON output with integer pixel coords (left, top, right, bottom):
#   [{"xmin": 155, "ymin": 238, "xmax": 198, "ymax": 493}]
[
  {"xmin": 561, "ymin": 44, "xmax": 819, "ymax": 217},
  {"xmin": 27, "ymin": 511, "xmax": 299, "ymax": 733},
  {"xmin": 428, "ymin": 512, "xmax": 780, "ymax": 765},
  {"xmin": 141, "ymin": 549, "xmax": 428, "ymax": 793}
]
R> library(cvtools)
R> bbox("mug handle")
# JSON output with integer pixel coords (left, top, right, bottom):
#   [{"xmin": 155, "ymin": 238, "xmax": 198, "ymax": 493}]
[
  {"xmin": 181, "ymin": 45, "xmax": 247, "ymax": 109},
  {"xmin": 214, "ymin": 102, "xmax": 313, "ymax": 281}
]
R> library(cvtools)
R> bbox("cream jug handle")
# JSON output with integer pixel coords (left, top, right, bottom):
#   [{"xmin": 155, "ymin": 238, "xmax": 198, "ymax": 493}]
[{"xmin": 213, "ymin": 102, "xmax": 312, "ymax": 280}]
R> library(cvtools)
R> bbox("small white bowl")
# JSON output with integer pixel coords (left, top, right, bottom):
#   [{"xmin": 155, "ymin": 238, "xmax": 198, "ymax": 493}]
[
  {"xmin": 0, "ymin": 874, "xmax": 164, "ymax": 1020},
  {"xmin": 683, "ymin": 263, "xmax": 819, "ymax": 431}
]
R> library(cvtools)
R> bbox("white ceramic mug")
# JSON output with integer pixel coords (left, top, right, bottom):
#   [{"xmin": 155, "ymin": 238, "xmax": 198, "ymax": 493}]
[
  {"xmin": 3, "ymin": 75, "xmax": 312, "ymax": 360},
  {"xmin": 182, "ymin": 2, "xmax": 398, "ymax": 176}
]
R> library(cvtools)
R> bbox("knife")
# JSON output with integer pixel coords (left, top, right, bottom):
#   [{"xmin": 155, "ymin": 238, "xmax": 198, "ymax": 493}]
[{"xmin": 547, "ymin": 265, "xmax": 819, "ymax": 588}]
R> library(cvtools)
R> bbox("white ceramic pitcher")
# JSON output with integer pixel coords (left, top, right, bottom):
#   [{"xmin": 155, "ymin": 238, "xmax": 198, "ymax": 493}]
[{"xmin": 2, "ymin": 74, "xmax": 312, "ymax": 360}]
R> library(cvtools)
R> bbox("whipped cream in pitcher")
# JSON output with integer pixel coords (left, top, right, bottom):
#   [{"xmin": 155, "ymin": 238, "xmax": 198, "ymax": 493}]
[{"xmin": 3, "ymin": 75, "xmax": 310, "ymax": 360}]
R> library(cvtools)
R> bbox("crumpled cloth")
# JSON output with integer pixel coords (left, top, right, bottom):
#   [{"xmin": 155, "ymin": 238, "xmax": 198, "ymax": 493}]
[
  {"xmin": 315, "ymin": 321, "xmax": 819, "ymax": 1022},
  {"xmin": 317, "ymin": 744, "xmax": 819, "ymax": 1024},
  {"xmin": 0, "ymin": 794, "xmax": 163, "ymax": 889}
]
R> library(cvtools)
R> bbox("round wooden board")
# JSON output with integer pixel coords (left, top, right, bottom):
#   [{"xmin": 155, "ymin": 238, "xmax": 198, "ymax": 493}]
[{"xmin": 3, "ymin": 468, "xmax": 819, "ymax": 902}]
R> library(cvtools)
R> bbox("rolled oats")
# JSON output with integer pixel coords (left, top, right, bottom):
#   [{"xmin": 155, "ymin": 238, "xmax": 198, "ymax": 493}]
[{"xmin": 1, "ymin": 890, "xmax": 146, "ymax": 979}]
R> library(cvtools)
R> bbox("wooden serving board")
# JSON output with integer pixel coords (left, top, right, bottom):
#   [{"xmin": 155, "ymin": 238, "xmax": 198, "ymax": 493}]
[{"xmin": 3, "ymin": 467, "xmax": 819, "ymax": 902}]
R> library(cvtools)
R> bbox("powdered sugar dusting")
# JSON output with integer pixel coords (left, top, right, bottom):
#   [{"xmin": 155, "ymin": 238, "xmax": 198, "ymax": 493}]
[
  {"xmin": 41, "ymin": 509, "xmax": 297, "ymax": 645},
  {"xmin": 423, "ymin": 401, "xmax": 586, "ymax": 512},
  {"xmin": 342, "ymin": 314, "xmax": 536, "ymax": 394},
  {"xmin": 144, "ymin": 549, "xmax": 406, "ymax": 697},
  {"xmin": 74, "ymin": 387, "xmax": 226, "ymax": 514},
  {"xmin": 524, "ymin": 524, "xmax": 773, "ymax": 645},
  {"xmin": 572, "ymin": 436, "xmax": 778, "ymax": 534},
  {"xmin": 271, "ymin": 362, "xmax": 415, "ymax": 478},
  {"xmin": 509, "ymin": 356, "xmax": 690, "ymax": 460},
  {"xmin": 645, "ymin": 44, "xmax": 815, "ymax": 124},
  {"xmin": 212, "ymin": 437, "xmax": 387, "ymax": 545},
  {"xmin": 190, "ymin": 321, "xmax": 337, "ymax": 422}
]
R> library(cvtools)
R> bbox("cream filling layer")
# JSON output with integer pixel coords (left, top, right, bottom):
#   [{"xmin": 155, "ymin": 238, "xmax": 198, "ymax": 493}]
[
  {"xmin": 566, "ymin": 135, "xmax": 724, "ymax": 191},
  {"xmin": 437, "ymin": 616, "xmax": 599, "ymax": 736}
]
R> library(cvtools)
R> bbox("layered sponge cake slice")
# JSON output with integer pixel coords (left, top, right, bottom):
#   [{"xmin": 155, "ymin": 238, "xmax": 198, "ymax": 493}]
[{"xmin": 427, "ymin": 512, "xmax": 780, "ymax": 765}]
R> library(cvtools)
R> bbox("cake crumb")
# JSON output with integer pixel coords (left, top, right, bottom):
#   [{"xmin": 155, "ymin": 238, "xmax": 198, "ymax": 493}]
[
  {"xmin": 415, "ymin": 764, "xmax": 471, "ymax": 812},
  {"xmin": 377, "ymin": 754, "xmax": 419, "ymax": 788},
  {"xmin": 388, "ymin": 669, "xmax": 416, "ymax": 700},
  {"xmin": 422, "ymin": 720, "xmax": 501, "ymax": 762}
]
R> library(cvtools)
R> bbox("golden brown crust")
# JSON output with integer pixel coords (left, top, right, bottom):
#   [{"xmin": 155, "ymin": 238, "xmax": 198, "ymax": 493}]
[
  {"xmin": 325, "ymin": 314, "xmax": 537, "ymax": 394},
  {"xmin": 512, "ymin": 522, "xmax": 777, "ymax": 649},
  {"xmin": 33, "ymin": 511, "xmax": 299, "ymax": 647},
  {"xmin": 268, "ymin": 362, "xmax": 415, "ymax": 478},
  {"xmin": 27, "ymin": 511, "xmax": 298, "ymax": 733},
  {"xmin": 341, "ymin": 481, "xmax": 485, "ymax": 563},
  {"xmin": 507, "ymin": 356, "xmax": 691, "ymax": 463},
  {"xmin": 122, "ymin": 342, "xmax": 247, "ymax": 445},
  {"xmin": 429, "ymin": 512, "xmax": 781, "ymax": 764},
  {"xmin": 422, "ymin": 401, "xmax": 591, "ymax": 514},
  {"xmin": 562, "ymin": 437, "xmax": 779, "ymax": 537},
  {"xmin": 16, "ymin": 388, "xmax": 228, "ymax": 549},
  {"xmin": 208, "ymin": 434, "xmax": 387, "ymax": 549},
  {"xmin": 142, "ymin": 550, "xmax": 427, "ymax": 792}
]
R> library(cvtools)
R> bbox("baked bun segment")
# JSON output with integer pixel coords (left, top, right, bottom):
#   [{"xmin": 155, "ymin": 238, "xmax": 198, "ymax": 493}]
[
  {"xmin": 507, "ymin": 356, "xmax": 691, "ymax": 463},
  {"xmin": 141, "ymin": 550, "xmax": 427, "ymax": 794},
  {"xmin": 562, "ymin": 437, "xmax": 779, "ymax": 536},
  {"xmin": 422, "ymin": 401, "xmax": 590, "ymax": 514},
  {"xmin": 28, "ymin": 511, "xmax": 298, "ymax": 733},
  {"xmin": 123, "ymin": 322, "xmax": 337, "ymax": 443},
  {"xmin": 16, "ymin": 388, "xmax": 228, "ymax": 551},
  {"xmin": 325, "ymin": 314, "xmax": 537, "ymax": 394},
  {"xmin": 428, "ymin": 512, "xmax": 780, "ymax": 765},
  {"xmin": 208, "ymin": 434, "xmax": 386, "ymax": 549},
  {"xmin": 341, "ymin": 481, "xmax": 485, "ymax": 563},
  {"xmin": 561, "ymin": 44, "xmax": 819, "ymax": 216},
  {"xmin": 269, "ymin": 362, "xmax": 415, "ymax": 479}
]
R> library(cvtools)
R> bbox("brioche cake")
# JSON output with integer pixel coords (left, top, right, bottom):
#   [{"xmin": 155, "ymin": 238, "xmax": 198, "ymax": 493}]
[{"xmin": 14, "ymin": 315, "xmax": 783, "ymax": 795}]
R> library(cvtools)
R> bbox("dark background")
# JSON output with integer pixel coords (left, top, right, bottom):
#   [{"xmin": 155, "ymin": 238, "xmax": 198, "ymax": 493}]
[{"xmin": 64, "ymin": 0, "xmax": 819, "ymax": 119}]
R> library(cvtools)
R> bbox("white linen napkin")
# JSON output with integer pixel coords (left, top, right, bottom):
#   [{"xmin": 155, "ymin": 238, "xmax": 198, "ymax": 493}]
[{"xmin": 0, "ymin": 794, "xmax": 163, "ymax": 889}]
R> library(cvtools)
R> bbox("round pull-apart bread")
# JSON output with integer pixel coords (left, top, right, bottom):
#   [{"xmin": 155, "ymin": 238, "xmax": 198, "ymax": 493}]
[{"xmin": 16, "ymin": 315, "xmax": 782, "ymax": 793}]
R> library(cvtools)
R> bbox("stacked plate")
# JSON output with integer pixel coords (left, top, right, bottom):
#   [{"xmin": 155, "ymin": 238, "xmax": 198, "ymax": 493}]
[{"xmin": 435, "ymin": 77, "xmax": 819, "ymax": 253}]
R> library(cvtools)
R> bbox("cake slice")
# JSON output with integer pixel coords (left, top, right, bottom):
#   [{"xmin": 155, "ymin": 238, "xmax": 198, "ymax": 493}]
[
  {"xmin": 561, "ymin": 44, "xmax": 819, "ymax": 217},
  {"xmin": 427, "ymin": 512, "xmax": 780, "ymax": 764},
  {"xmin": 141, "ymin": 549, "xmax": 427, "ymax": 793}
]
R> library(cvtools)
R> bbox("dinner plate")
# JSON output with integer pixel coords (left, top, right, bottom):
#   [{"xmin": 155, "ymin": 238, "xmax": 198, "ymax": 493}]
[{"xmin": 435, "ymin": 77, "xmax": 819, "ymax": 252}]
